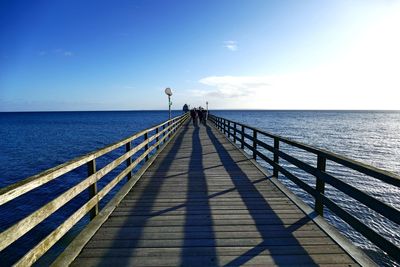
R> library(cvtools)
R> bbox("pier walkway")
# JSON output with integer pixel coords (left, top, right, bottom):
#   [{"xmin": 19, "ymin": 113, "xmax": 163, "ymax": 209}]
[{"xmin": 67, "ymin": 123, "xmax": 359, "ymax": 266}]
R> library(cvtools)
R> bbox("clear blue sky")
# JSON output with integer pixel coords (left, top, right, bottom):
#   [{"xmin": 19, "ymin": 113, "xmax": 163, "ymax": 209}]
[{"xmin": 1, "ymin": 0, "xmax": 399, "ymax": 111}]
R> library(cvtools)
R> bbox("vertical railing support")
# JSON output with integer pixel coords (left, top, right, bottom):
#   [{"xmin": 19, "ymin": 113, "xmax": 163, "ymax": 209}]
[
  {"xmin": 163, "ymin": 124, "xmax": 166, "ymax": 140},
  {"xmin": 273, "ymin": 137, "xmax": 279, "ymax": 178},
  {"xmin": 228, "ymin": 121, "xmax": 231, "ymax": 139},
  {"xmin": 223, "ymin": 119, "xmax": 226, "ymax": 134},
  {"xmin": 156, "ymin": 128, "xmax": 160, "ymax": 150},
  {"xmin": 252, "ymin": 129, "xmax": 257, "ymax": 159},
  {"xmin": 87, "ymin": 159, "xmax": 98, "ymax": 220},
  {"xmin": 126, "ymin": 141, "xmax": 132, "ymax": 180},
  {"xmin": 241, "ymin": 125, "xmax": 245, "ymax": 149},
  {"xmin": 315, "ymin": 154, "xmax": 327, "ymax": 216},
  {"xmin": 144, "ymin": 132, "xmax": 149, "ymax": 162},
  {"xmin": 233, "ymin": 122, "xmax": 237, "ymax": 143},
  {"xmin": 168, "ymin": 121, "xmax": 171, "ymax": 139}
]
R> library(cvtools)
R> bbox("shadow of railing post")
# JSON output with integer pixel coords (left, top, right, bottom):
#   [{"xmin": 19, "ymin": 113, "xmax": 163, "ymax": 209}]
[{"xmin": 205, "ymin": 125, "xmax": 317, "ymax": 266}]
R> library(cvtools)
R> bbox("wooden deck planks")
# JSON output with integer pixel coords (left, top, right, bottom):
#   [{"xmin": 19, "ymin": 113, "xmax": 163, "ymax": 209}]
[{"xmin": 71, "ymin": 123, "xmax": 359, "ymax": 266}]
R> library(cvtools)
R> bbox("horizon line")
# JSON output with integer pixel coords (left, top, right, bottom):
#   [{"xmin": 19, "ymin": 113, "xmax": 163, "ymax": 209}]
[{"xmin": 1, "ymin": 108, "xmax": 399, "ymax": 113}]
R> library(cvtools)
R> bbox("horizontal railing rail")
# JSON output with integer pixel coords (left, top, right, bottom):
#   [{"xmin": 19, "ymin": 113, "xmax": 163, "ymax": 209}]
[
  {"xmin": 209, "ymin": 114, "xmax": 400, "ymax": 262},
  {"xmin": 0, "ymin": 113, "xmax": 189, "ymax": 266}
]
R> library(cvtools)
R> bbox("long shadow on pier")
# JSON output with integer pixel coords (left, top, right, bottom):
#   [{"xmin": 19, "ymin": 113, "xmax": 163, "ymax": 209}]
[
  {"xmin": 205, "ymin": 126, "xmax": 316, "ymax": 266},
  {"xmin": 181, "ymin": 126, "xmax": 218, "ymax": 265},
  {"xmin": 98, "ymin": 125, "xmax": 190, "ymax": 265}
]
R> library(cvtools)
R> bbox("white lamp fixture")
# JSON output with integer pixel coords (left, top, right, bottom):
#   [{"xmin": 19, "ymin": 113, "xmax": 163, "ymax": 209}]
[
  {"xmin": 164, "ymin": 87, "xmax": 173, "ymax": 120},
  {"xmin": 164, "ymin": 87, "xmax": 173, "ymax": 96}
]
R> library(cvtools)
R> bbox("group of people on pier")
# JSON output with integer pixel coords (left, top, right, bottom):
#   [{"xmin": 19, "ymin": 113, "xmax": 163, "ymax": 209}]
[
  {"xmin": 190, "ymin": 107, "xmax": 207, "ymax": 126},
  {"xmin": 188, "ymin": 108, "xmax": 208, "ymax": 127},
  {"xmin": 183, "ymin": 104, "xmax": 208, "ymax": 127}
]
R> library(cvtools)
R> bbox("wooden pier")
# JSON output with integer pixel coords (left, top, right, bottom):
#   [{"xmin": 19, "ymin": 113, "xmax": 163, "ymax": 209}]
[{"xmin": 1, "ymin": 113, "xmax": 399, "ymax": 266}]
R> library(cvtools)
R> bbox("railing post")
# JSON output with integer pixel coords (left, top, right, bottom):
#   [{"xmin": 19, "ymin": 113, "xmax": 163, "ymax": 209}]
[
  {"xmin": 233, "ymin": 122, "xmax": 237, "ymax": 143},
  {"xmin": 273, "ymin": 137, "xmax": 279, "ymax": 178},
  {"xmin": 241, "ymin": 125, "xmax": 245, "ymax": 149},
  {"xmin": 315, "ymin": 154, "xmax": 326, "ymax": 216},
  {"xmin": 163, "ymin": 124, "xmax": 166, "ymax": 139},
  {"xmin": 156, "ymin": 128, "xmax": 160, "ymax": 150},
  {"xmin": 144, "ymin": 132, "xmax": 149, "ymax": 162},
  {"xmin": 125, "ymin": 141, "xmax": 132, "ymax": 180},
  {"xmin": 228, "ymin": 121, "xmax": 231, "ymax": 139},
  {"xmin": 87, "ymin": 159, "xmax": 98, "ymax": 220},
  {"xmin": 224, "ymin": 119, "xmax": 227, "ymax": 135},
  {"xmin": 252, "ymin": 129, "xmax": 257, "ymax": 159}
]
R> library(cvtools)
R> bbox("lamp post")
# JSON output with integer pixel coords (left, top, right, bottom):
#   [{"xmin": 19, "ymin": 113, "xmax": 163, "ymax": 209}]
[
  {"xmin": 206, "ymin": 101, "xmax": 209, "ymax": 123},
  {"xmin": 164, "ymin": 87, "xmax": 173, "ymax": 120}
]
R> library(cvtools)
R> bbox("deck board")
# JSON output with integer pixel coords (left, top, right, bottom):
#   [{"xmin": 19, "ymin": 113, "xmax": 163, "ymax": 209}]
[{"xmin": 71, "ymin": 123, "xmax": 358, "ymax": 266}]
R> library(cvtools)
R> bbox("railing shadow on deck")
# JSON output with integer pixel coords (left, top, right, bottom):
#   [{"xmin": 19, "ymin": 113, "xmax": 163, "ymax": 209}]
[
  {"xmin": 205, "ymin": 126, "xmax": 317, "ymax": 266},
  {"xmin": 97, "ymin": 124, "xmax": 191, "ymax": 264}
]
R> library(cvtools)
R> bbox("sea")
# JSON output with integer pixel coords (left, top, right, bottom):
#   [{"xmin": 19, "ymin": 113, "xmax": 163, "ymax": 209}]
[{"xmin": 0, "ymin": 110, "xmax": 399, "ymax": 266}]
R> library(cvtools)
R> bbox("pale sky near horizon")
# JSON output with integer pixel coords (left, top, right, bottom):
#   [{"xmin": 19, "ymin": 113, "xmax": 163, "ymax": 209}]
[{"xmin": 1, "ymin": 0, "xmax": 399, "ymax": 111}]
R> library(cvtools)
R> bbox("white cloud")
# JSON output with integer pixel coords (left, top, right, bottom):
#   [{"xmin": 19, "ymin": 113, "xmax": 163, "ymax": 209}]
[
  {"xmin": 195, "ymin": 10, "xmax": 400, "ymax": 110},
  {"xmin": 51, "ymin": 49, "xmax": 74, "ymax": 57},
  {"xmin": 194, "ymin": 62, "xmax": 400, "ymax": 109},
  {"xmin": 198, "ymin": 76, "xmax": 270, "ymax": 98},
  {"xmin": 223, "ymin": 40, "xmax": 238, "ymax": 51},
  {"xmin": 63, "ymin": 51, "xmax": 73, "ymax": 57}
]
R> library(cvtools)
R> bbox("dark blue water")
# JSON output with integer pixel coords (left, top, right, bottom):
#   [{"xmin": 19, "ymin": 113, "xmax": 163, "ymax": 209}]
[{"xmin": 0, "ymin": 110, "xmax": 399, "ymax": 266}]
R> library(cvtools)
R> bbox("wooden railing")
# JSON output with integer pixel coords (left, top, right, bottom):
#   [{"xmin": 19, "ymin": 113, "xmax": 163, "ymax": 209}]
[
  {"xmin": 0, "ymin": 113, "xmax": 189, "ymax": 266},
  {"xmin": 209, "ymin": 114, "xmax": 400, "ymax": 262}
]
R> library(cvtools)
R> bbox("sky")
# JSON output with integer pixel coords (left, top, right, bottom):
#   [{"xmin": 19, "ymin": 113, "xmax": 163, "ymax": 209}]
[{"xmin": 0, "ymin": 0, "xmax": 399, "ymax": 111}]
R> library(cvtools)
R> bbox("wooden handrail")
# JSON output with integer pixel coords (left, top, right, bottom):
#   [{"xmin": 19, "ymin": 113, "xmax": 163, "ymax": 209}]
[
  {"xmin": 212, "ymin": 115, "xmax": 400, "ymax": 186},
  {"xmin": 0, "ymin": 113, "xmax": 189, "ymax": 265},
  {"xmin": 209, "ymin": 114, "xmax": 400, "ymax": 262}
]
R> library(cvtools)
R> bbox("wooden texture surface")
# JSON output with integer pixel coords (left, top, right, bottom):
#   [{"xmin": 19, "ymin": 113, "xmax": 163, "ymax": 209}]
[{"xmin": 71, "ymin": 123, "xmax": 358, "ymax": 266}]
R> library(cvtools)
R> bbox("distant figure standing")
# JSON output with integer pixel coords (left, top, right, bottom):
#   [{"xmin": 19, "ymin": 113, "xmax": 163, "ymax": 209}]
[
  {"xmin": 202, "ymin": 108, "xmax": 208, "ymax": 125},
  {"xmin": 183, "ymin": 104, "xmax": 189, "ymax": 113},
  {"xmin": 190, "ymin": 108, "xmax": 198, "ymax": 126},
  {"xmin": 198, "ymin": 108, "xmax": 204, "ymax": 125}
]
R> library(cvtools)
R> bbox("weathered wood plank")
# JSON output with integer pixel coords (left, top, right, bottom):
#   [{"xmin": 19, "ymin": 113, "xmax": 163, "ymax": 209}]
[
  {"xmin": 84, "ymin": 237, "xmax": 337, "ymax": 248},
  {"xmin": 95, "ymin": 224, "xmax": 320, "ymax": 233},
  {"xmin": 90, "ymin": 230, "xmax": 327, "ymax": 241},
  {"xmin": 71, "ymin": 254, "xmax": 358, "ymax": 267},
  {"xmin": 78, "ymin": 245, "xmax": 348, "ymax": 258}
]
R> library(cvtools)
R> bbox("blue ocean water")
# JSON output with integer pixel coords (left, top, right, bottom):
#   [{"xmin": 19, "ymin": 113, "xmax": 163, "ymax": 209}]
[{"xmin": 0, "ymin": 110, "xmax": 399, "ymax": 266}]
